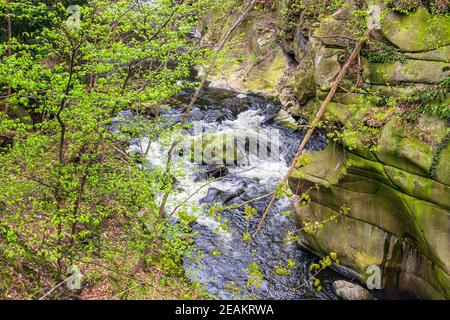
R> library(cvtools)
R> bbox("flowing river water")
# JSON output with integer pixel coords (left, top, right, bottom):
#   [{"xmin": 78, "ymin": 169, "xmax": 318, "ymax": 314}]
[{"xmin": 125, "ymin": 88, "xmax": 356, "ymax": 299}]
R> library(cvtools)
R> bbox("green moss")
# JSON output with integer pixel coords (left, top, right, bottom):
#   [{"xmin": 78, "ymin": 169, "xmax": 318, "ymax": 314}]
[
  {"xmin": 362, "ymin": 58, "xmax": 450, "ymax": 85},
  {"xmin": 405, "ymin": 45, "xmax": 450, "ymax": 63},
  {"xmin": 243, "ymin": 47, "xmax": 287, "ymax": 94},
  {"xmin": 291, "ymin": 142, "xmax": 450, "ymax": 299},
  {"xmin": 375, "ymin": 120, "xmax": 433, "ymax": 175},
  {"xmin": 381, "ymin": 8, "xmax": 450, "ymax": 52},
  {"xmin": 290, "ymin": 143, "xmax": 346, "ymax": 188},
  {"xmin": 435, "ymin": 140, "xmax": 450, "ymax": 185},
  {"xmin": 385, "ymin": 165, "xmax": 449, "ymax": 209}
]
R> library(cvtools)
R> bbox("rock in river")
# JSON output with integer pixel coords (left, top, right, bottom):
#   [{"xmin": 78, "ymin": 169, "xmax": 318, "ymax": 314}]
[{"xmin": 333, "ymin": 280, "xmax": 373, "ymax": 300}]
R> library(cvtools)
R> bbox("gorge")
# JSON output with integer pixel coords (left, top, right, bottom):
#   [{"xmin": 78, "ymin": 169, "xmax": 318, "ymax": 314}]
[{"xmin": 0, "ymin": 0, "xmax": 448, "ymax": 301}]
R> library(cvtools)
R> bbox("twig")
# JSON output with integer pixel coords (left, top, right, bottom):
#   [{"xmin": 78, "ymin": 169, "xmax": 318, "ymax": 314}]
[
  {"xmin": 225, "ymin": 191, "xmax": 275, "ymax": 210},
  {"xmin": 294, "ymin": 268, "xmax": 322, "ymax": 290},
  {"xmin": 38, "ymin": 279, "xmax": 67, "ymax": 300},
  {"xmin": 73, "ymin": 258, "xmax": 155, "ymax": 288}
]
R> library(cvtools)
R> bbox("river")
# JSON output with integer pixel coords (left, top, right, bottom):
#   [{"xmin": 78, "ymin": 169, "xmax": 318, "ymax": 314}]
[{"xmin": 126, "ymin": 88, "xmax": 356, "ymax": 299}]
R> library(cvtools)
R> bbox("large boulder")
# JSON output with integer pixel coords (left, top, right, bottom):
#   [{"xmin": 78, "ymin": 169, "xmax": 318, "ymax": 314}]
[
  {"xmin": 243, "ymin": 45, "xmax": 289, "ymax": 95},
  {"xmin": 207, "ymin": 42, "xmax": 288, "ymax": 96},
  {"xmin": 381, "ymin": 8, "xmax": 450, "ymax": 52},
  {"xmin": 315, "ymin": 7, "xmax": 355, "ymax": 47},
  {"xmin": 289, "ymin": 138, "xmax": 450, "ymax": 299},
  {"xmin": 203, "ymin": 8, "xmax": 290, "ymax": 97},
  {"xmin": 290, "ymin": 67, "xmax": 316, "ymax": 104},
  {"xmin": 333, "ymin": 280, "xmax": 373, "ymax": 300}
]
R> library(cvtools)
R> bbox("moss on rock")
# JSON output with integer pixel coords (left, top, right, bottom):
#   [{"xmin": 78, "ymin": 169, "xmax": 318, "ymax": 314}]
[
  {"xmin": 381, "ymin": 8, "xmax": 450, "ymax": 52},
  {"xmin": 290, "ymin": 141, "xmax": 450, "ymax": 299},
  {"xmin": 362, "ymin": 58, "xmax": 450, "ymax": 85},
  {"xmin": 375, "ymin": 119, "xmax": 433, "ymax": 176}
]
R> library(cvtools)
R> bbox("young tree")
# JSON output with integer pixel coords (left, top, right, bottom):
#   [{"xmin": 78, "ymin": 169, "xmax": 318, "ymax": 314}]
[{"xmin": 0, "ymin": 0, "xmax": 217, "ymax": 298}]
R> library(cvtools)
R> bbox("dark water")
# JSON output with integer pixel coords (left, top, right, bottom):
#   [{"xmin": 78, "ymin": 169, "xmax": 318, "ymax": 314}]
[
  {"xmin": 118, "ymin": 87, "xmax": 390, "ymax": 300},
  {"xmin": 157, "ymin": 88, "xmax": 352, "ymax": 299}
]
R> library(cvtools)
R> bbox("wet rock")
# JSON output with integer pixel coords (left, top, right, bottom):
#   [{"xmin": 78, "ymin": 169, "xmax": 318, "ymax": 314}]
[
  {"xmin": 194, "ymin": 165, "xmax": 229, "ymax": 182},
  {"xmin": 199, "ymin": 188, "xmax": 227, "ymax": 204},
  {"xmin": 333, "ymin": 281, "xmax": 373, "ymax": 300},
  {"xmin": 274, "ymin": 109, "xmax": 298, "ymax": 131},
  {"xmin": 222, "ymin": 188, "xmax": 245, "ymax": 204},
  {"xmin": 191, "ymin": 133, "xmax": 245, "ymax": 165},
  {"xmin": 199, "ymin": 187, "xmax": 245, "ymax": 205}
]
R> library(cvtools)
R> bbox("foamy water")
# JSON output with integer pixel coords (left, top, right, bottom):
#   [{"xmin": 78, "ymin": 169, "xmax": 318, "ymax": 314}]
[{"xmin": 125, "ymin": 90, "xmax": 342, "ymax": 299}]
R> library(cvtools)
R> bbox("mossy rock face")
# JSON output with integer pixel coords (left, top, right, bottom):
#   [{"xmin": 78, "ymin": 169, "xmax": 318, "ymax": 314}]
[
  {"xmin": 290, "ymin": 142, "xmax": 346, "ymax": 188},
  {"xmin": 295, "ymin": 201, "xmax": 396, "ymax": 282},
  {"xmin": 208, "ymin": 45, "xmax": 288, "ymax": 96},
  {"xmin": 242, "ymin": 45, "xmax": 288, "ymax": 95},
  {"xmin": 417, "ymin": 115, "xmax": 448, "ymax": 144},
  {"xmin": 362, "ymin": 58, "xmax": 450, "ymax": 85},
  {"xmin": 205, "ymin": 7, "xmax": 288, "ymax": 96},
  {"xmin": 289, "ymin": 98, "xmax": 317, "ymax": 118},
  {"xmin": 322, "ymin": 101, "xmax": 379, "ymax": 161},
  {"xmin": 375, "ymin": 119, "xmax": 433, "ymax": 176},
  {"xmin": 315, "ymin": 7, "xmax": 355, "ymax": 47},
  {"xmin": 381, "ymin": 8, "xmax": 450, "ymax": 52},
  {"xmin": 332, "ymin": 93, "xmax": 363, "ymax": 105},
  {"xmin": 290, "ymin": 141, "xmax": 450, "ymax": 299},
  {"xmin": 435, "ymin": 143, "xmax": 450, "ymax": 185},
  {"xmin": 324, "ymin": 101, "xmax": 370, "ymax": 126},
  {"xmin": 405, "ymin": 45, "xmax": 450, "ymax": 62},
  {"xmin": 281, "ymin": 1, "xmax": 450, "ymax": 300},
  {"xmin": 291, "ymin": 69, "xmax": 316, "ymax": 104},
  {"xmin": 324, "ymin": 101, "xmax": 350, "ymax": 124},
  {"xmin": 369, "ymin": 84, "xmax": 417, "ymax": 97},
  {"xmin": 384, "ymin": 165, "xmax": 450, "ymax": 209}
]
